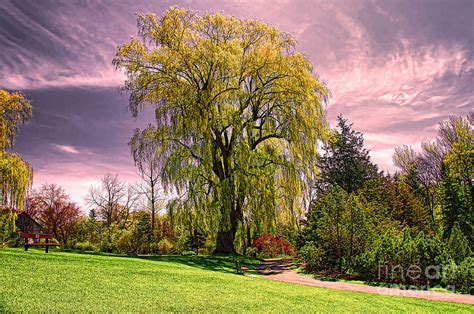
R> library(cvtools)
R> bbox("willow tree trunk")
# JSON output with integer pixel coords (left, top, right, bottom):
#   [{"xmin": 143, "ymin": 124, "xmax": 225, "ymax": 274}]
[
  {"xmin": 215, "ymin": 229, "xmax": 236, "ymax": 254},
  {"xmin": 214, "ymin": 195, "xmax": 241, "ymax": 254}
]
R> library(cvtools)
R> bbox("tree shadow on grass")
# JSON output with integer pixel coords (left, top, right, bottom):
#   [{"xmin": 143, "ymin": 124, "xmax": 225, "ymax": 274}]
[
  {"xmin": 54, "ymin": 248, "xmax": 263, "ymax": 275},
  {"xmin": 138, "ymin": 254, "xmax": 263, "ymax": 275}
]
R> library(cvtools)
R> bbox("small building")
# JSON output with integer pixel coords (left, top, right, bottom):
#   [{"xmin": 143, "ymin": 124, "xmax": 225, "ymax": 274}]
[{"xmin": 16, "ymin": 212, "xmax": 43, "ymax": 234}]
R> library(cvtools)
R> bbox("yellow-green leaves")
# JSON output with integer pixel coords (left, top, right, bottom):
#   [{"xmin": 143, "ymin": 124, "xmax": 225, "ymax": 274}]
[
  {"xmin": 0, "ymin": 90, "xmax": 33, "ymax": 152},
  {"xmin": 0, "ymin": 152, "xmax": 32, "ymax": 211},
  {"xmin": 0, "ymin": 90, "xmax": 33, "ymax": 214},
  {"xmin": 114, "ymin": 7, "xmax": 330, "ymax": 250}
]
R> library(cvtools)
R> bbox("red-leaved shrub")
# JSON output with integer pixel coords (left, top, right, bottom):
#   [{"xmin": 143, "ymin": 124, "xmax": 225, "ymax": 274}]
[{"xmin": 252, "ymin": 233, "xmax": 296, "ymax": 257}]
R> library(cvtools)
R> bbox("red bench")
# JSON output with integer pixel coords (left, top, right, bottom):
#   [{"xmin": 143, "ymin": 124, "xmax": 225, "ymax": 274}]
[{"xmin": 21, "ymin": 233, "xmax": 57, "ymax": 253}]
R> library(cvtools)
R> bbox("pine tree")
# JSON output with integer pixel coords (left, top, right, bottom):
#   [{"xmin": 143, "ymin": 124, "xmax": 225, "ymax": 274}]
[{"xmin": 316, "ymin": 115, "xmax": 379, "ymax": 194}]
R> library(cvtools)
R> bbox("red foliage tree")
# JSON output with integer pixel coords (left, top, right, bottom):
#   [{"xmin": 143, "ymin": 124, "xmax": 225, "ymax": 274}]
[
  {"xmin": 252, "ymin": 233, "xmax": 296, "ymax": 257},
  {"xmin": 27, "ymin": 184, "xmax": 83, "ymax": 245}
]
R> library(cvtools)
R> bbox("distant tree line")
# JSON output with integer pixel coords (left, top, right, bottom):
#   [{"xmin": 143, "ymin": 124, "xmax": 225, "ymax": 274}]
[{"xmin": 299, "ymin": 114, "xmax": 472, "ymax": 293}]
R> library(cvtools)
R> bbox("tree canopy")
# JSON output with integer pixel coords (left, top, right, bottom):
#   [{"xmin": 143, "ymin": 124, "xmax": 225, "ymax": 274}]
[
  {"xmin": 0, "ymin": 90, "xmax": 32, "ymax": 215},
  {"xmin": 27, "ymin": 184, "xmax": 82, "ymax": 245},
  {"xmin": 393, "ymin": 115, "xmax": 473, "ymax": 246},
  {"xmin": 114, "ymin": 7, "xmax": 330, "ymax": 252}
]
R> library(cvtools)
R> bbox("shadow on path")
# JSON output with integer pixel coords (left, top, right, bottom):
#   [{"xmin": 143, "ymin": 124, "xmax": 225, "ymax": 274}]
[{"xmin": 255, "ymin": 259, "xmax": 292, "ymax": 275}]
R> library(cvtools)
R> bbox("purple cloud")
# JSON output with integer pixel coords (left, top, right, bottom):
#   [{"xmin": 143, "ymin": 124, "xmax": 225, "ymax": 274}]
[{"xmin": 2, "ymin": 0, "xmax": 472, "ymax": 204}]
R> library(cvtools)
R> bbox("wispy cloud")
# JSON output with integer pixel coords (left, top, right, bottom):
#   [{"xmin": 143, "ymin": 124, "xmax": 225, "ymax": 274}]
[
  {"xmin": 52, "ymin": 144, "xmax": 80, "ymax": 155},
  {"xmin": 325, "ymin": 42, "xmax": 473, "ymax": 171},
  {"xmin": 3, "ymin": 0, "xmax": 473, "ymax": 192}
]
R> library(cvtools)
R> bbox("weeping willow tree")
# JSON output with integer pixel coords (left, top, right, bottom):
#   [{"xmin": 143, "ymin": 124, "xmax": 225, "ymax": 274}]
[
  {"xmin": 0, "ymin": 90, "xmax": 33, "ymax": 233},
  {"xmin": 114, "ymin": 7, "xmax": 329, "ymax": 253}
]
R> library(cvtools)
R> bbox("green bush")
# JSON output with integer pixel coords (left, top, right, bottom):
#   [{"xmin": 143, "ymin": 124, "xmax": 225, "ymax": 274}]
[
  {"xmin": 110, "ymin": 211, "xmax": 153, "ymax": 255},
  {"xmin": 115, "ymin": 229, "xmax": 134, "ymax": 254},
  {"xmin": 443, "ymin": 257, "xmax": 474, "ymax": 294},
  {"xmin": 157, "ymin": 239, "xmax": 174, "ymax": 255},
  {"xmin": 150, "ymin": 241, "xmax": 159, "ymax": 254},
  {"xmin": 182, "ymin": 250, "xmax": 197, "ymax": 256},
  {"xmin": 446, "ymin": 223, "xmax": 471, "ymax": 264},
  {"xmin": 246, "ymin": 247, "xmax": 258, "ymax": 257},
  {"xmin": 75, "ymin": 241, "xmax": 98, "ymax": 252},
  {"xmin": 354, "ymin": 230, "xmax": 451, "ymax": 285},
  {"xmin": 197, "ymin": 248, "xmax": 208, "ymax": 255},
  {"xmin": 301, "ymin": 186, "xmax": 372, "ymax": 273},
  {"xmin": 100, "ymin": 240, "xmax": 117, "ymax": 253},
  {"xmin": 299, "ymin": 241, "xmax": 325, "ymax": 273}
]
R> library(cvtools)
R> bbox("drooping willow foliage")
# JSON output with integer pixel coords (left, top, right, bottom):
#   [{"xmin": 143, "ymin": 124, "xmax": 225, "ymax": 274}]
[
  {"xmin": 0, "ymin": 90, "xmax": 33, "ymax": 232},
  {"xmin": 114, "ymin": 8, "xmax": 330, "ymax": 252},
  {"xmin": 0, "ymin": 90, "xmax": 33, "ymax": 152},
  {"xmin": 0, "ymin": 152, "xmax": 32, "ymax": 211}
]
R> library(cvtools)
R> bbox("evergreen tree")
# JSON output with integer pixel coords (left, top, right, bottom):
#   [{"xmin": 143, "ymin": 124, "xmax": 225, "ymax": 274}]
[
  {"xmin": 186, "ymin": 227, "xmax": 207, "ymax": 254},
  {"xmin": 304, "ymin": 185, "xmax": 369, "ymax": 273},
  {"xmin": 316, "ymin": 115, "xmax": 379, "ymax": 194},
  {"xmin": 438, "ymin": 117, "xmax": 473, "ymax": 248},
  {"xmin": 446, "ymin": 223, "xmax": 471, "ymax": 264}
]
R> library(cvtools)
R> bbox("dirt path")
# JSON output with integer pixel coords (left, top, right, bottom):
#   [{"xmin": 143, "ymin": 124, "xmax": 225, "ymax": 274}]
[{"xmin": 255, "ymin": 259, "xmax": 474, "ymax": 305}]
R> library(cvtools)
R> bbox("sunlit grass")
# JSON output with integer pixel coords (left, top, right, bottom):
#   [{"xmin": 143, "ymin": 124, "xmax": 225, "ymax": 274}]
[{"xmin": 0, "ymin": 248, "xmax": 472, "ymax": 312}]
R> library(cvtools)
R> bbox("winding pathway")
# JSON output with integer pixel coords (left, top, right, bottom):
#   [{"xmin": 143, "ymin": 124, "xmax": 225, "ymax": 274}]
[{"xmin": 255, "ymin": 259, "xmax": 474, "ymax": 305}]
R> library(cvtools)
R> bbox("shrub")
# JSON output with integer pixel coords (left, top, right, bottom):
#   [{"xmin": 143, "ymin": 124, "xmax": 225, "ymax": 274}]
[
  {"xmin": 184, "ymin": 228, "xmax": 207, "ymax": 254},
  {"xmin": 252, "ymin": 233, "xmax": 296, "ymax": 258},
  {"xmin": 443, "ymin": 257, "xmax": 474, "ymax": 294},
  {"xmin": 111, "ymin": 212, "xmax": 153, "ymax": 255},
  {"xmin": 198, "ymin": 248, "xmax": 208, "ymax": 255},
  {"xmin": 246, "ymin": 247, "xmax": 258, "ymax": 257},
  {"xmin": 157, "ymin": 239, "xmax": 174, "ymax": 255},
  {"xmin": 115, "ymin": 229, "xmax": 134, "ymax": 254},
  {"xmin": 354, "ymin": 230, "xmax": 451, "ymax": 285},
  {"xmin": 75, "ymin": 241, "xmax": 98, "ymax": 252},
  {"xmin": 4, "ymin": 234, "xmax": 21, "ymax": 248},
  {"xmin": 302, "ymin": 186, "xmax": 372, "ymax": 273},
  {"xmin": 100, "ymin": 241, "xmax": 117, "ymax": 253},
  {"xmin": 446, "ymin": 223, "xmax": 471, "ymax": 264},
  {"xmin": 150, "ymin": 242, "xmax": 159, "ymax": 254},
  {"xmin": 182, "ymin": 250, "xmax": 197, "ymax": 256},
  {"xmin": 299, "ymin": 241, "xmax": 325, "ymax": 273}
]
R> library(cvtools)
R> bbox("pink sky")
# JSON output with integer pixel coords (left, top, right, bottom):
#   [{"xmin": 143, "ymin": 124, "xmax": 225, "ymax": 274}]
[{"xmin": 1, "ymin": 0, "xmax": 472, "ymax": 206}]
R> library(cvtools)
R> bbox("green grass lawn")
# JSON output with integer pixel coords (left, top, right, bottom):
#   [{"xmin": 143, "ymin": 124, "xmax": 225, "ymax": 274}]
[{"xmin": 1, "ymin": 248, "xmax": 472, "ymax": 312}]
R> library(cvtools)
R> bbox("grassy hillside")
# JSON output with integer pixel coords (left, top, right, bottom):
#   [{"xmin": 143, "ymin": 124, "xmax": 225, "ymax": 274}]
[{"xmin": 0, "ymin": 248, "xmax": 471, "ymax": 312}]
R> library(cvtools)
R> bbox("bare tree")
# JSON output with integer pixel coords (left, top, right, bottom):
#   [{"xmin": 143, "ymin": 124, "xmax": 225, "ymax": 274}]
[
  {"xmin": 394, "ymin": 144, "xmax": 442, "ymax": 231},
  {"xmin": 393, "ymin": 114, "xmax": 474, "ymax": 232},
  {"xmin": 86, "ymin": 173, "xmax": 140, "ymax": 239},
  {"xmin": 130, "ymin": 125, "xmax": 165, "ymax": 236}
]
